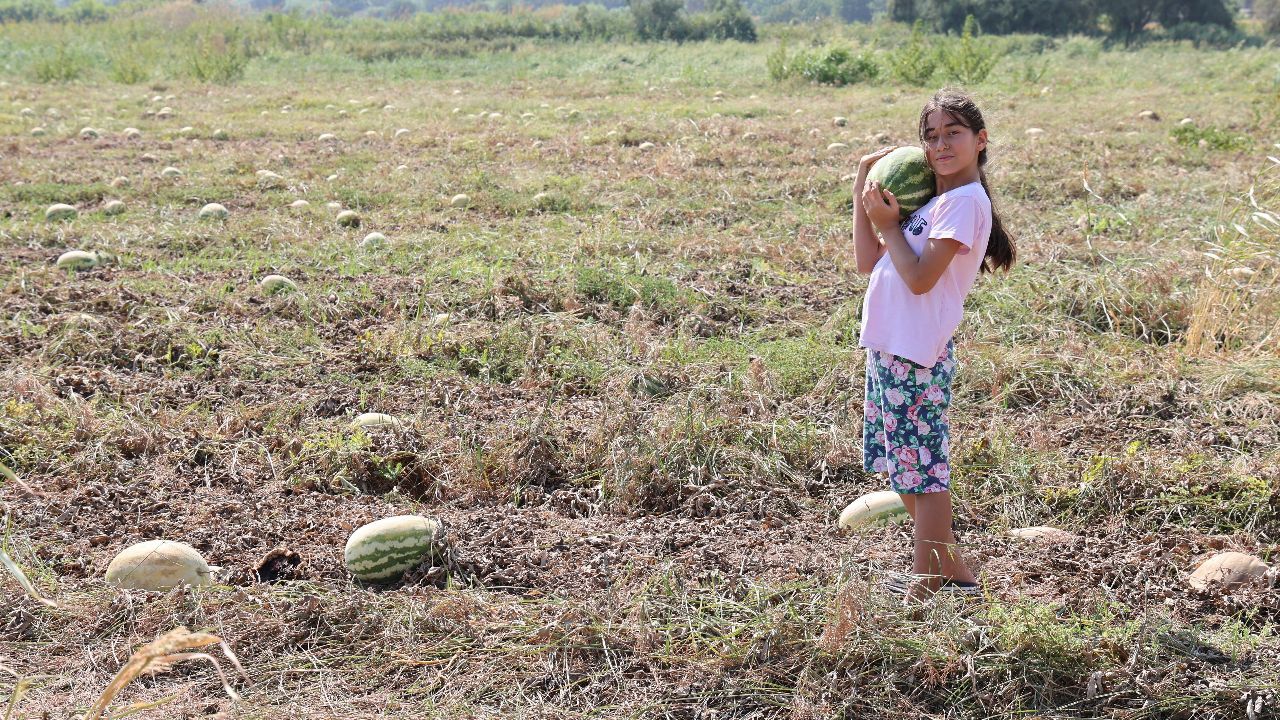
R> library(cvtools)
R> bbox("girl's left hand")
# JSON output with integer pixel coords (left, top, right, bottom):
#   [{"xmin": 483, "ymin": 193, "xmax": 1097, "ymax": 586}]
[{"xmin": 862, "ymin": 180, "xmax": 901, "ymax": 232}]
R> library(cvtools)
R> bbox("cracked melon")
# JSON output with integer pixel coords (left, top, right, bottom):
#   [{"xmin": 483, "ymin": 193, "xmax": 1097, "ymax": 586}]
[{"xmin": 345, "ymin": 515, "xmax": 443, "ymax": 582}]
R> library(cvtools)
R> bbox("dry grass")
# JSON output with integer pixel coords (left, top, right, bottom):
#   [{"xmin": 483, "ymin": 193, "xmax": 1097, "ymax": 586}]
[{"xmin": 1, "ymin": 13, "xmax": 1278, "ymax": 720}]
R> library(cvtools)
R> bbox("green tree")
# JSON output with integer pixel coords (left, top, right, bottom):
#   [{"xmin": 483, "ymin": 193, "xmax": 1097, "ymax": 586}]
[
  {"xmin": 887, "ymin": 0, "xmax": 916, "ymax": 22},
  {"xmin": 630, "ymin": 0, "xmax": 690, "ymax": 39}
]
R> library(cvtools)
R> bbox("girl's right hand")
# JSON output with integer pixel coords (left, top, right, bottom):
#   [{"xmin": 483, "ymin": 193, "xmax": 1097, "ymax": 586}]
[{"xmin": 858, "ymin": 145, "xmax": 899, "ymax": 171}]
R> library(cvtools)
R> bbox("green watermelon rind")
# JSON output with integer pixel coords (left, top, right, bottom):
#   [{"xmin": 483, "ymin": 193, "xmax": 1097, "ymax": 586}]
[
  {"xmin": 345, "ymin": 516, "xmax": 442, "ymax": 582},
  {"xmin": 866, "ymin": 147, "xmax": 936, "ymax": 220}
]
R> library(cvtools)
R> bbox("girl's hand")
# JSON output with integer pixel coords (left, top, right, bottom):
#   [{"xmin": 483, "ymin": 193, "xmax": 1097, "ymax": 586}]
[
  {"xmin": 862, "ymin": 180, "xmax": 901, "ymax": 232},
  {"xmin": 857, "ymin": 145, "xmax": 899, "ymax": 172}
]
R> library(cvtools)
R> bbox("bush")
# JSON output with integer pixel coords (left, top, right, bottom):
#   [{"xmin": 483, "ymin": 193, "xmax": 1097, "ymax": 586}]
[
  {"xmin": 186, "ymin": 28, "xmax": 251, "ymax": 83},
  {"xmin": 885, "ymin": 19, "xmax": 937, "ymax": 86},
  {"xmin": 0, "ymin": 0, "xmax": 55, "ymax": 23},
  {"xmin": 30, "ymin": 43, "xmax": 92, "ymax": 83},
  {"xmin": 108, "ymin": 44, "xmax": 155, "ymax": 84},
  {"xmin": 1161, "ymin": 21, "xmax": 1259, "ymax": 48},
  {"xmin": 702, "ymin": 0, "xmax": 756, "ymax": 41},
  {"xmin": 937, "ymin": 14, "xmax": 1000, "ymax": 85},
  {"xmin": 795, "ymin": 45, "xmax": 880, "ymax": 85}
]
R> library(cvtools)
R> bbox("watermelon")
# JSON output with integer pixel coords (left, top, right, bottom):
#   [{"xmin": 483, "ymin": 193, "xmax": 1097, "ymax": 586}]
[
  {"xmin": 105, "ymin": 540, "xmax": 217, "ymax": 591},
  {"xmin": 866, "ymin": 147, "xmax": 935, "ymax": 221},
  {"xmin": 344, "ymin": 515, "xmax": 443, "ymax": 582},
  {"xmin": 837, "ymin": 490, "xmax": 908, "ymax": 530}
]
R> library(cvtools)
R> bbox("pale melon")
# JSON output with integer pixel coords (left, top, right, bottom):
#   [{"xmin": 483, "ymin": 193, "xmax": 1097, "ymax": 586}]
[
  {"xmin": 105, "ymin": 540, "xmax": 216, "ymax": 591},
  {"xmin": 838, "ymin": 490, "xmax": 908, "ymax": 530}
]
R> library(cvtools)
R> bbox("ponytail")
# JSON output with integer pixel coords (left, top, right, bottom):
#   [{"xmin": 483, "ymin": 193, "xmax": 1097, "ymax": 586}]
[{"xmin": 978, "ymin": 168, "xmax": 1015, "ymax": 274}]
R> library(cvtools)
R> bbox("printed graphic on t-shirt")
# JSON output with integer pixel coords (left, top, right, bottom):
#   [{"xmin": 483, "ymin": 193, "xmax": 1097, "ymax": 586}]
[{"xmin": 901, "ymin": 214, "xmax": 927, "ymax": 237}]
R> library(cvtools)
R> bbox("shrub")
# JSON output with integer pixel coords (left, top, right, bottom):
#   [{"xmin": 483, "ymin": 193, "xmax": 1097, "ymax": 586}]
[
  {"xmin": 108, "ymin": 43, "xmax": 155, "ymax": 84},
  {"xmin": 885, "ymin": 19, "xmax": 937, "ymax": 86},
  {"xmin": 796, "ymin": 45, "xmax": 880, "ymax": 85},
  {"xmin": 0, "ymin": 0, "xmax": 56, "ymax": 23},
  {"xmin": 186, "ymin": 27, "xmax": 251, "ymax": 84},
  {"xmin": 30, "ymin": 43, "xmax": 92, "ymax": 83},
  {"xmin": 702, "ymin": 0, "xmax": 757, "ymax": 41},
  {"xmin": 937, "ymin": 15, "xmax": 1000, "ymax": 85}
]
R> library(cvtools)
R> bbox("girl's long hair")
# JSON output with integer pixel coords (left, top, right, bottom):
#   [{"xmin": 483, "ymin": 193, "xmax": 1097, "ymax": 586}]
[{"xmin": 917, "ymin": 89, "xmax": 1015, "ymax": 274}]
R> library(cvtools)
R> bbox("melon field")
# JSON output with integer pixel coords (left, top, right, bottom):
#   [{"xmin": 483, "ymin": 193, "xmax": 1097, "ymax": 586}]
[{"xmin": 1, "ymin": 9, "xmax": 1279, "ymax": 719}]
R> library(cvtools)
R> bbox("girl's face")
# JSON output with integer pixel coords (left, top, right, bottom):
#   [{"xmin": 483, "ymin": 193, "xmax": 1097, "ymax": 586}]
[{"xmin": 921, "ymin": 109, "xmax": 987, "ymax": 176}]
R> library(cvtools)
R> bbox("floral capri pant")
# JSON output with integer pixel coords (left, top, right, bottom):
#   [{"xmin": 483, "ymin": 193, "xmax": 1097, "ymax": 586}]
[{"xmin": 862, "ymin": 338, "xmax": 956, "ymax": 494}]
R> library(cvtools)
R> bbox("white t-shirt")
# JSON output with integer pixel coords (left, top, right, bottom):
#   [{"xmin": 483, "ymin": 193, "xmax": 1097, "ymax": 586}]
[{"xmin": 858, "ymin": 181, "xmax": 992, "ymax": 368}]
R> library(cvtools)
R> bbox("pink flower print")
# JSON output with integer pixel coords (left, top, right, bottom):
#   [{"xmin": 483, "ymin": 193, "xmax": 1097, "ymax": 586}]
[
  {"xmin": 889, "ymin": 361, "xmax": 909, "ymax": 381},
  {"xmin": 864, "ymin": 400, "xmax": 879, "ymax": 422},
  {"xmin": 925, "ymin": 385, "xmax": 945, "ymax": 404},
  {"xmin": 914, "ymin": 367, "xmax": 933, "ymax": 384},
  {"xmin": 872, "ymin": 456, "xmax": 895, "ymax": 473},
  {"xmin": 940, "ymin": 410, "xmax": 949, "ymax": 425},
  {"xmin": 940, "ymin": 359, "xmax": 954, "ymax": 373},
  {"xmin": 883, "ymin": 414, "xmax": 898, "ymax": 433},
  {"xmin": 940, "ymin": 437, "xmax": 949, "ymax": 455},
  {"xmin": 885, "ymin": 388, "xmax": 906, "ymax": 407},
  {"xmin": 875, "ymin": 431, "xmax": 887, "ymax": 446},
  {"xmin": 895, "ymin": 447, "xmax": 918, "ymax": 467},
  {"xmin": 916, "ymin": 421, "xmax": 931, "ymax": 436},
  {"xmin": 936, "ymin": 346, "xmax": 950, "ymax": 363},
  {"xmin": 897, "ymin": 470, "xmax": 923, "ymax": 489},
  {"xmin": 918, "ymin": 447, "xmax": 931, "ymax": 466},
  {"xmin": 906, "ymin": 404, "xmax": 919, "ymax": 421},
  {"xmin": 879, "ymin": 352, "xmax": 893, "ymax": 369},
  {"xmin": 927, "ymin": 463, "xmax": 950, "ymax": 480}
]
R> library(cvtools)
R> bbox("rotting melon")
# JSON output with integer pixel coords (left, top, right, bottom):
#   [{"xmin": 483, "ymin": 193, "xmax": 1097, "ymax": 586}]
[
  {"xmin": 866, "ymin": 146, "xmax": 935, "ymax": 220},
  {"xmin": 351, "ymin": 412, "xmax": 399, "ymax": 430},
  {"xmin": 1188, "ymin": 552, "xmax": 1270, "ymax": 590},
  {"xmin": 345, "ymin": 515, "xmax": 443, "ymax": 582},
  {"xmin": 105, "ymin": 540, "xmax": 216, "ymax": 591},
  {"xmin": 838, "ymin": 490, "xmax": 908, "ymax": 530}
]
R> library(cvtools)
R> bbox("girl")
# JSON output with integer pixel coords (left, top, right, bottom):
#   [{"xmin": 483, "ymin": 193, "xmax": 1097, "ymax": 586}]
[{"xmin": 852, "ymin": 89, "xmax": 1016, "ymax": 600}]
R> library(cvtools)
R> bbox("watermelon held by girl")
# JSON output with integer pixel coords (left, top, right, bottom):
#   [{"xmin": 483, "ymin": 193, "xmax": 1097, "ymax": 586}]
[{"xmin": 866, "ymin": 146, "xmax": 935, "ymax": 220}]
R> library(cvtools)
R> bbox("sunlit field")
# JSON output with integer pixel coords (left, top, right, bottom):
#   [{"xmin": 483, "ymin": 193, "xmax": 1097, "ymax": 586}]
[{"xmin": 1, "ymin": 6, "xmax": 1278, "ymax": 718}]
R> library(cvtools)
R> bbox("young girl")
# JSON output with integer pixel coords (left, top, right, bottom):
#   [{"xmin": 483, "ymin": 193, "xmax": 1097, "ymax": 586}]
[{"xmin": 852, "ymin": 89, "xmax": 1016, "ymax": 600}]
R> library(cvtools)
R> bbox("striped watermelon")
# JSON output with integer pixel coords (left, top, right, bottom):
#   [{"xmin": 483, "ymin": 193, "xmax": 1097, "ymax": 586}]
[
  {"xmin": 344, "ymin": 515, "xmax": 442, "ymax": 582},
  {"xmin": 866, "ymin": 146, "xmax": 935, "ymax": 220}
]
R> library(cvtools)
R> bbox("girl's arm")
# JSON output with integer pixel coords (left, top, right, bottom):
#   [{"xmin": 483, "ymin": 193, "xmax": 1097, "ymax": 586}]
[
  {"xmin": 862, "ymin": 181, "xmax": 962, "ymax": 295},
  {"xmin": 853, "ymin": 147, "xmax": 897, "ymax": 275}
]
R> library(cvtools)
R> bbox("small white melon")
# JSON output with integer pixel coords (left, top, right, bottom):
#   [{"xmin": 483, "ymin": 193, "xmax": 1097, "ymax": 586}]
[
  {"xmin": 122, "ymin": 127, "xmax": 141, "ymax": 139},
  {"xmin": 450, "ymin": 193, "xmax": 470, "ymax": 208},
  {"xmin": 212, "ymin": 128, "xmax": 230, "ymax": 140},
  {"xmin": 79, "ymin": 127, "xmax": 99, "ymax": 139},
  {"xmin": 260, "ymin": 274, "xmax": 297, "ymax": 294},
  {"xmin": 105, "ymin": 540, "xmax": 215, "ymax": 591},
  {"xmin": 102, "ymin": 200, "xmax": 126, "ymax": 216},
  {"xmin": 352, "ymin": 412, "xmax": 400, "ymax": 430},
  {"xmin": 360, "ymin": 231, "xmax": 387, "ymax": 248},
  {"xmin": 56, "ymin": 250, "xmax": 99, "ymax": 271},
  {"xmin": 256, "ymin": 170, "xmax": 285, "ymax": 189},
  {"xmin": 160, "ymin": 166, "xmax": 183, "ymax": 178},
  {"xmin": 30, "ymin": 127, "xmax": 46, "ymax": 136},
  {"xmin": 198, "ymin": 203, "xmax": 229, "ymax": 220},
  {"xmin": 318, "ymin": 133, "xmax": 338, "ymax": 142},
  {"xmin": 289, "ymin": 199, "xmax": 311, "ymax": 209},
  {"xmin": 1007, "ymin": 526, "xmax": 1078, "ymax": 543},
  {"xmin": 393, "ymin": 128, "xmax": 410, "ymax": 139},
  {"xmin": 45, "ymin": 203, "xmax": 78, "ymax": 221},
  {"xmin": 110, "ymin": 176, "xmax": 130, "ymax": 188},
  {"xmin": 637, "ymin": 141, "xmax": 656, "ymax": 151},
  {"xmin": 336, "ymin": 209, "xmax": 361, "ymax": 228},
  {"xmin": 1188, "ymin": 552, "xmax": 1270, "ymax": 591},
  {"xmin": 838, "ymin": 491, "xmax": 908, "ymax": 530},
  {"xmin": 833, "ymin": 116, "xmax": 848, "ymax": 127},
  {"xmin": 827, "ymin": 142, "xmax": 849, "ymax": 151}
]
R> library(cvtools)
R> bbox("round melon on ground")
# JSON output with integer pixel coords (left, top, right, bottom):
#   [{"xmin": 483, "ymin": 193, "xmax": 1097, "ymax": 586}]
[
  {"xmin": 198, "ymin": 203, "xmax": 229, "ymax": 220},
  {"xmin": 345, "ymin": 515, "xmax": 443, "ymax": 582},
  {"xmin": 260, "ymin": 274, "xmax": 297, "ymax": 295},
  {"xmin": 336, "ymin": 210, "xmax": 361, "ymax": 228},
  {"xmin": 351, "ymin": 412, "xmax": 399, "ymax": 429},
  {"xmin": 256, "ymin": 170, "xmax": 285, "ymax": 189},
  {"xmin": 1008, "ymin": 526, "xmax": 1078, "ymax": 543},
  {"xmin": 56, "ymin": 250, "xmax": 99, "ymax": 271},
  {"xmin": 45, "ymin": 203, "xmax": 78, "ymax": 221},
  {"xmin": 866, "ymin": 146, "xmax": 935, "ymax": 221},
  {"xmin": 289, "ymin": 199, "xmax": 310, "ymax": 209},
  {"xmin": 105, "ymin": 540, "xmax": 216, "ymax": 591},
  {"xmin": 450, "ymin": 193, "xmax": 470, "ymax": 208},
  {"xmin": 360, "ymin": 232, "xmax": 386, "ymax": 248},
  {"xmin": 160, "ymin": 166, "xmax": 183, "ymax": 178},
  {"xmin": 838, "ymin": 490, "xmax": 908, "ymax": 530},
  {"xmin": 1188, "ymin": 552, "xmax": 1270, "ymax": 590},
  {"xmin": 101, "ymin": 200, "xmax": 126, "ymax": 216}
]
